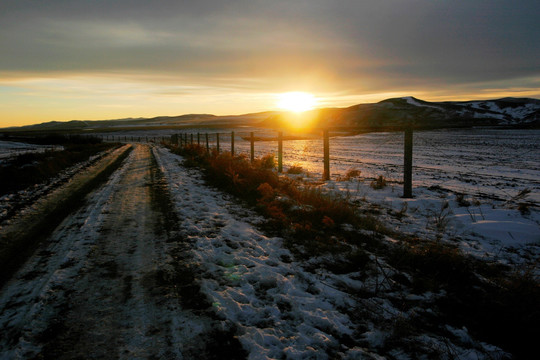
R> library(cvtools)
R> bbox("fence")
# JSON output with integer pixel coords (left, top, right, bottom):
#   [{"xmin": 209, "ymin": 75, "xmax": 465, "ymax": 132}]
[
  {"xmin": 141, "ymin": 129, "xmax": 415, "ymax": 198},
  {"xmin": 21, "ymin": 128, "xmax": 539, "ymax": 202}
]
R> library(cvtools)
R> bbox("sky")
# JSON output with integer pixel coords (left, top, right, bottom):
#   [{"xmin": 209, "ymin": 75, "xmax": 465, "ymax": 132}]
[{"xmin": 1, "ymin": 0, "xmax": 539, "ymax": 127}]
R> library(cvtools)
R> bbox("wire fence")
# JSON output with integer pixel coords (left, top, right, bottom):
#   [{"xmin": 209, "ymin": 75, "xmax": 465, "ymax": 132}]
[{"xmin": 97, "ymin": 128, "xmax": 540, "ymax": 202}]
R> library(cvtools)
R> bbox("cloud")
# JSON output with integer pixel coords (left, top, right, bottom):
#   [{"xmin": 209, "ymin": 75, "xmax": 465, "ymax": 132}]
[
  {"xmin": 3, "ymin": 1, "xmax": 539, "ymax": 83},
  {"xmin": 1, "ymin": 0, "xmax": 539, "ymax": 125}
]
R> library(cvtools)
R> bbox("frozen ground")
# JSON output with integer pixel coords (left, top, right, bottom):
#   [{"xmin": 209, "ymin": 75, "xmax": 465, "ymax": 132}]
[
  {"xmin": 204, "ymin": 128, "xmax": 539, "ymax": 269},
  {"xmin": 0, "ymin": 140, "xmax": 63, "ymax": 161},
  {"xmin": 0, "ymin": 147, "xmax": 114, "ymax": 226},
  {"xmin": 0, "ymin": 130, "xmax": 537, "ymax": 358},
  {"xmin": 153, "ymin": 145, "xmax": 513, "ymax": 359},
  {"xmin": 0, "ymin": 145, "xmax": 241, "ymax": 359},
  {"xmin": 144, "ymin": 128, "xmax": 538, "ymax": 270}
]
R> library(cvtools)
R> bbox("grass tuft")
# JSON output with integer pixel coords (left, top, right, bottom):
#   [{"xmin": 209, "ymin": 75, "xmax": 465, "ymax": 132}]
[{"xmin": 370, "ymin": 175, "xmax": 387, "ymax": 190}]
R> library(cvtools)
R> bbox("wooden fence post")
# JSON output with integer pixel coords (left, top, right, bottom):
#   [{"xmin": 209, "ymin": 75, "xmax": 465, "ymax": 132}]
[
  {"xmin": 231, "ymin": 131, "xmax": 235, "ymax": 155},
  {"xmin": 323, "ymin": 129, "xmax": 330, "ymax": 181},
  {"xmin": 278, "ymin": 131, "xmax": 283, "ymax": 173},
  {"xmin": 190, "ymin": 133, "xmax": 193, "ymax": 145},
  {"xmin": 206, "ymin": 133, "xmax": 209, "ymax": 152},
  {"xmin": 250, "ymin": 132, "xmax": 255, "ymax": 162},
  {"xmin": 197, "ymin": 132, "xmax": 200, "ymax": 145},
  {"xmin": 216, "ymin": 133, "xmax": 220, "ymax": 153},
  {"xmin": 403, "ymin": 124, "xmax": 413, "ymax": 198}
]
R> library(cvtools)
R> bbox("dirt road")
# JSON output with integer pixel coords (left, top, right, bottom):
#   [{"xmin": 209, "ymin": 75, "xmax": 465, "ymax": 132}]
[{"xmin": 0, "ymin": 144, "xmax": 243, "ymax": 359}]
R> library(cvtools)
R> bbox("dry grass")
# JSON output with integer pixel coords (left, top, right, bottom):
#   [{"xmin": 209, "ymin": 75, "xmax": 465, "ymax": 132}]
[
  {"xmin": 167, "ymin": 142, "xmax": 539, "ymax": 358},
  {"xmin": 168, "ymin": 143, "xmax": 384, "ymax": 253},
  {"xmin": 0, "ymin": 136, "xmax": 115, "ymax": 196},
  {"xmin": 370, "ymin": 175, "xmax": 387, "ymax": 189}
]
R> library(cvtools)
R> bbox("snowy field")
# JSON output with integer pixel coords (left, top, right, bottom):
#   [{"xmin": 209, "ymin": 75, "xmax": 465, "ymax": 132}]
[
  {"xmin": 0, "ymin": 140, "xmax": 63, "ymax": 161},
  {"xmin": 231, "ymin": 128, "xmax": 540, "ymax": 269},
  {"xmin": 3, "ymin": 129, "xmax": 538, "ymax": 263},
  {"xmin": 0, "ymin": 138, "xmax": 537, "ymax": 358},
  {"xmin": 100, "ymin": 128, "xmax": 539, "ymax": 266},
  {"xmin": 153, "ymin": 146, "xmax": 513, "ymax": 359}
]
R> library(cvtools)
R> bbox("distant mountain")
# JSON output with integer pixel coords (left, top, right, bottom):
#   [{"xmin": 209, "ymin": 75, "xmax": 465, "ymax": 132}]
[
  {"xmin": 3, "ymin": 97, "xmax": 539, "ymax": 132},
  {"xmin": 4, "ymin": 112, "xmax": 278, "ymax": 132},
  {"xmin": 265, "ymin": 97, "xmax": 540, "ymax": 130}
]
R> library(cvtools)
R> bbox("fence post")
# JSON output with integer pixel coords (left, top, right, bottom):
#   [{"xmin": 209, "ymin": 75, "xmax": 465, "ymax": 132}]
[
  {"xmin": 206, "ymin": 133, "xmax": 209, "ymax": 152},
  {"xmin": 231, "ymin": 131, "xmax": 235, "ymax": 155},
  {"xmin": 278, "ymin": 131, "xmax": 283, "ymax": 173},
  {"xmin": 216, "ymin": 133, "xmax": 220, "ymax": 153},
  {"xmin": 197, "ymin": 132, "xmax": 200, "ymax": 145},
  {"xmin": 190, "ymin": 133, "xmax": 193, "ymax": 145},
  {"xmin": 250, "ymin": 132, "xmax": 255, "ymax": 162},
  {"xmin": 403, "ymin": 124, "xmax": 413, "ymax": 198},
  {"xmin": 323, "ymin": 129, "xmax": 330, "ymax": 181}
]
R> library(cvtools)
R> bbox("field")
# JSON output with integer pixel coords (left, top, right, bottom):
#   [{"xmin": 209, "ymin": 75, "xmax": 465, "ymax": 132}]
[
  {"xmin": 230, "ymin": 128, "xmax": 540, "ymax": 201},
  {"xmin": 0, "ymin": 128, "xmax": 538, "ymax": 359},
  {"xmin": 96, "ymin": 127, "xmax": 539, "ymax": 260},
  {"xmin": 94, "ymin": 128, "xmax": 539, "ymax": 201}
]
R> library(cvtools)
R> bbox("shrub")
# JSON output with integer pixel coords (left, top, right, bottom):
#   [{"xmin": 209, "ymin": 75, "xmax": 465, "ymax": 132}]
[
  {"xmin": 370, "ymin": 175, "xmax": 387, "ymax": 190},
  {"xmin": 455, "ymin": 193, "xmax": 470, "ymax": 207},
  {"xmin": 344, "ymin": 168, "xmax": 361, "ymax": 181},
  {"xmin": 253, "ymin": 154, "xmax": 276, "ymax": 170},
  {"xmin": 166, "ymin": 142, "xmax": 386, "ymax": 256},
  {"xmin": 286, "ymin": 164, "xmax": 304, "ymax": 174},
  {"xmin": 517, "ymin": 202, "xmax": 531, "ymax": 215}
]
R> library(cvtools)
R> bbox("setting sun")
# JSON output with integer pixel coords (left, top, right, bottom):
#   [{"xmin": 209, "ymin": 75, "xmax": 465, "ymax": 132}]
[{"xmin": 276, "ymin": 92, "xmax": 317, "ymax": 113}]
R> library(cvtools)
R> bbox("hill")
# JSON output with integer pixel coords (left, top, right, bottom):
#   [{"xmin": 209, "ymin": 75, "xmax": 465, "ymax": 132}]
[
  {"xmin": 3, "ymin": 97, "xmax": 539, "ymax": 132},
  {"xmin": 264, "ymin": 97, "xmax": 540, "ymax": 130}
]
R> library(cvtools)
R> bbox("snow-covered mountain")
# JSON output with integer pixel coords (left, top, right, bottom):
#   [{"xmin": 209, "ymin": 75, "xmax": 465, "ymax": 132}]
[
  {"xmin": 313, "ymin": 97, "xmax": 540, "ymax": 130},
  {"xmin": 452, "ymin": 97, "xmax": 540, "ymax": 125},
  {"xmin": 3, "ymin": 97, "xmax": 539, "ymax": 132}
]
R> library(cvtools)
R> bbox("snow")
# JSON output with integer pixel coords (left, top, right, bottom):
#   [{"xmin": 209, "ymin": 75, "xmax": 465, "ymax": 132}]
[
  {"xmin": 209, "ymin": 128, "xmax": 539, "ymax": 268},
  {"xmin": 403, "ymin": 96, "xmax": 444, "ymax": 111},
  {"xmin": 153, "ymin": 146, "xmax": 362, "ymax": 358},
  {"xmin": 0, "ymin": 146, "xmax": 113, "ymax": 225},
  {"xmin": 0, "ymin": 140, "xmax": 63, "ymax": 160},
  {"xmin": 1, "ymin": 127, "xmax": 537, "ymax": 358},
  {"xmin": 458, "ymin": 101, "xmax": 540, "ymax": 124},
  {"xmin": 152, "ymin": 145, "xmax": 515, "ymax": 358}
]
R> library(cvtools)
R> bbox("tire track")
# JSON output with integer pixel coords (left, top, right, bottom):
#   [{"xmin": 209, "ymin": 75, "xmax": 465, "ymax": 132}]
[{"xmin": 0, "ymin": 144, "xmax": 245, "ymax": 359}]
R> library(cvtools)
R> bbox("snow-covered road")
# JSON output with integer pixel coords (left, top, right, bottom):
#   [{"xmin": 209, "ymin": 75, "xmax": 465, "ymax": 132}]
[{"xmin": 0, "ymin": 145, "xmax": 241, "ymax": 359}]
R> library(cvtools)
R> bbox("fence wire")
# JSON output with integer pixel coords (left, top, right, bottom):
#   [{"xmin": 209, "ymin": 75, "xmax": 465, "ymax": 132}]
[{"xmin": 94, "ymin": 128, "xmax": 539, "ymax": 202}]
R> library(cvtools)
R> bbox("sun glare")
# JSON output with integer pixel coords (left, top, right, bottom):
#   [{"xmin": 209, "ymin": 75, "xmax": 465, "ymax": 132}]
[{"xmin": 277, "ymin": 92, "xmax": 317, "ymax": 113}]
